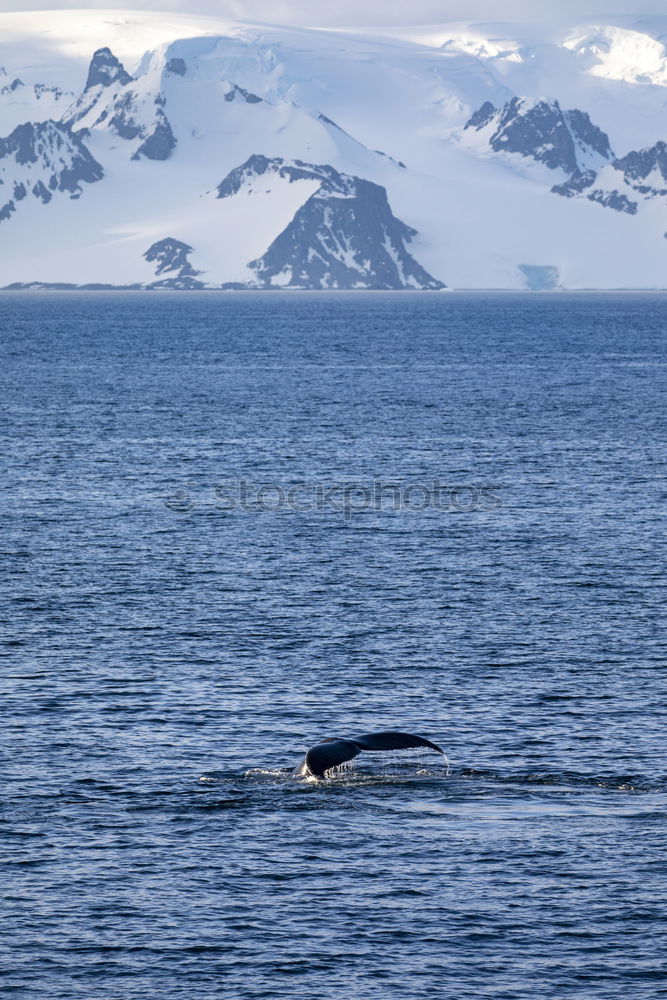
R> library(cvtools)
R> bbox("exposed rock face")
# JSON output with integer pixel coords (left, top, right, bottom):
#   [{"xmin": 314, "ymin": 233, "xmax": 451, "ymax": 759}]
[
  {"xmin": 0, "ymin": 76, "xmax": 23, "ymax": 94},
  {"xmin": 68, "ymin": 48, "xmax": 134, "ymax": 127},
  {"xmin": 143, "ymin": 237, "xmax": 203, "ymax": 287},
  {"xmin": 587, "ymin": 188, "xmax": 637, "ymax": 214},
  {"xmin": 551, "ymin": 170, "xmax": 637, "ymax": 212},
  {"xmin": 466, "ymin": 101, "xmax": 496, "ymax": 131},
  {"xmin": 105, "ymin": 91, "xmax": 142, "ymax": 139},
  {"xmin": 131, "ymin": 110, "xmax": 177, "ymax": 161},
  {"xmin": 465, "ymin": 97, "xmax": 613, "ymax": 174},
  {"xmin": 224, "ymin": 84, "xmax": 262, "ymax": 103},
  {"xmin": 613, "ymin": 140, "xmax": 667, "ymax": 195},
  {"xmin": 66, "ymin": 48, "xmax": 267, "ymax": 167},
  {"xmin": 465, "ymin": 95, "xmax": 649, "ymax": 215},
  {"xmin": 217, "ymin": 156, "xmax": 445, "ymax": 289},
  {"xmin": 551, "ymin": 170, "xmax": 597, "ymax": 197},
  {"xmin": 68, "ymin": 50, "xmax": 177, "ymax": 161},
  {"xmin": 563, "ymin": 109, "xmax": 614, "ymax": 166},
  {"xmin": 34, "ymin": 83, "xmax": 65, "ymax": 101},
  {"xmin": 0, "ymin": 120, "xmax": 103, "ymax": 222},
  {"xmin": 216, "ymin": 154, "xmax": 338, "ymax": 198},
  {"xmin": 84, "ymin": 47, "xmax": 133, "ymax": 91},
  {"xmin": 166, "ymin": 57, "xmax": 187, "ymax": 76}
]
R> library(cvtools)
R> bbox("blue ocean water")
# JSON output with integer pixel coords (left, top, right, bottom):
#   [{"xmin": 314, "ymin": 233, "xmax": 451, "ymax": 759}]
[{"xmin": 1, "ymin": 291, "xmax": 665, "ymax": 1000}]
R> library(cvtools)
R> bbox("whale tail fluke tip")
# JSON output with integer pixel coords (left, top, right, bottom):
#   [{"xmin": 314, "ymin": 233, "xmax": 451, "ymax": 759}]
[{"xmin": 296, "ymin": 729, "xmax": 444, "ymax": 779}]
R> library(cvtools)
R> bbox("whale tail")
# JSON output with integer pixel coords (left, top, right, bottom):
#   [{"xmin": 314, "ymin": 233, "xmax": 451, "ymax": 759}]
[
  {"xmin": 304, "ymin": 739, "xmax": 362, "ymax": 777},
  {"xmin": 352, "ymin": 731, "xmax": 443, "ymax": 754},
  {"xmin": 296, "ymin": 730, "xmax": 444, "ymax": 778}
]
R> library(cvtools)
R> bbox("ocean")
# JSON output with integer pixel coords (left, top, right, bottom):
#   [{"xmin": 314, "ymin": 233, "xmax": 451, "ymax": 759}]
[{"xmin": 1, "ymin": 290, "xmax": 665, "ymax": 999}]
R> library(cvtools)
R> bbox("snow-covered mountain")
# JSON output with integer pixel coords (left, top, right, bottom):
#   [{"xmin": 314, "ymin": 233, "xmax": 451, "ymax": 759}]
[{"xmin": 1, "ymin": 10, "xmax": 667, "ymax": 289}]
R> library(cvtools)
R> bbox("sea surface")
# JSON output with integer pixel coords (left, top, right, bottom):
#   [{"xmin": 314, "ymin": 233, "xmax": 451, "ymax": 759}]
[{"xmin": 1, "ymin": 291, "xmax": 665, "ymax": 1000}]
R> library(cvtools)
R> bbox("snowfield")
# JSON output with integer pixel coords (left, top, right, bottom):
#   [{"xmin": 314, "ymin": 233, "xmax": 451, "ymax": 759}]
[{"xmin": 1, "ymin": 9, "xmax": 667, "ymax": 289}]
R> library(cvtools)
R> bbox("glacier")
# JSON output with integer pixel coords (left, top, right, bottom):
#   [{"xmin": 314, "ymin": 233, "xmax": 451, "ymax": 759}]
[{"xmin": 1, "ymin": 10, "xmax": 667, "ymax": 289}]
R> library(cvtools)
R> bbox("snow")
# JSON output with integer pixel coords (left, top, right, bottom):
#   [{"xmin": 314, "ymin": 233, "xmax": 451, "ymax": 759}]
[
  {"xmin": 563, "ymin": 25, "xmax": 667, "ymax": 87},
  {"xmin": 1, "ymin": 9, "xmax": 667, "ymax": 288}
]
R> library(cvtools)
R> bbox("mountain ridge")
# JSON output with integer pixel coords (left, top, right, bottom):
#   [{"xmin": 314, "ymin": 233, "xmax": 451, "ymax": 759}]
[{"xmin": 1, "ymin": 11, "xmax": 666, "ymax": 289}]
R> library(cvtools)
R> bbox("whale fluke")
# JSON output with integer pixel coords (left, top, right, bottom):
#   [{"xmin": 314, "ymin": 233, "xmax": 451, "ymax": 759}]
[
  {"xmin": 293, "ymin": 730, "xmax": 444, "ymax": 778},
  {"xmin": 352, "ymin": 731, "xmax": 443, "ymax": 754},
  {"xmin": 304, "ymin": 739, "xmax": 362, "ymax": 777}
]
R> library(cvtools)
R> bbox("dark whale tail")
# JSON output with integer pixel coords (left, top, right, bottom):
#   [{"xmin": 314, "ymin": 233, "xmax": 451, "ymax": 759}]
[{"xmin": 293, "ymin": 730, "xmax": 444, "ymax": 778}]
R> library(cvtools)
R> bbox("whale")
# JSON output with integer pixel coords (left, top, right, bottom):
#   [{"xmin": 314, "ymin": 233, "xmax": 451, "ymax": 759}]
[{"xmin": 292, "ymin": 730, "xmax": 444, "ymax": 778}]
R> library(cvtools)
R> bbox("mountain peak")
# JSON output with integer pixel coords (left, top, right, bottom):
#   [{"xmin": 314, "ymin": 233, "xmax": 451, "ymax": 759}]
[
  {"xmin": 215, "ymin": 155, "xmax": 445, "ymax": 290},
  {"xmin": 216, "ymin": 156, "xmax": 351, "ymax": 201},
  {"xmin": 614, "ymin": 140, "xmax": 667, "ymax": 187},
  {"xmin": 0, "ymin": 119, "xmax": 103, "ymax": 225},
  {"xmin": 465, "ymin": 96, "xmax": 613, "ymax": 175},
  {"xmin": 85, "ymin": 47, "xmax": 133, "ymax": 91},
  {"xmin": 2, "ymin": 14, "xmax": 667, "ymax": 289}
]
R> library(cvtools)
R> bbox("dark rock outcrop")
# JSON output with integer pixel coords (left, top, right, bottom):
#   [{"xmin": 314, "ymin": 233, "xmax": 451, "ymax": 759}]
[
  {"xmin": 0, "ymin": 120, "xmax": 103, "ymax": 223},
  {"xmin": 551, "ymin": 170, "xmax": 596, "ymax": 197},
  {"xmin": 0, "ymin": 77, "xmax": 23, "ymax": 94},
  {"xmin": 131, "ymin": 111, "xmax": 177, "ymax": 161},
  {"xmin": 465, "ymin": 97, "xmax": 613, "ymax": 174},
  {"xmin": 148, "ymin": 275, "xmax": 205, "ymax": 289},
  {"xmin": 166, "ymin": 57, "xmax": 187, "ymax": 76},
  {"xmin": 216, "ymin": 154, "xmax": 341, "ymax": 199},
  {"xmin": 67, "ymin": 50, "xmax": 135, "ymax": 129},
  {"xmin": 586, "ymin": 189, "xmax": 637, "ymax": 214},
  {"xmin": 224, "ymin": 84, "xmax": 262, "ymax": 103},
  {"xmin": 552, "ymin": 172, "xmax": 637, "ymax": 213},
  {"xmin": 144, "ymin": 238, "xmax": 203, "ymax": 287},
  {"xmin": 34, "ymin": 83, "xmax": 64, "ymax": 100},
  {"xmin": 70, "ymin": 76, "xmax": 177, "ymax": 159},
  {"xmin": 106, "ymin": 91, "xmax": 142, "ymax": 139},
  {"xmin": 465, "ymin": 96, "xmax": 649, "ymax": 216},
  {"xmin": 144, "ymin": 237, "xmax": 199, "ymax": 276},
  {"xmin": 217, "ymin": 156, "xmax": 445, "ymax": 289},
  {"xmin": 85, "ymin": 47, "xmax": 133, "ymax": 91},
  {"xmin": 70, "ymin": 49, "xmax": 177, "ymax": 160},
  {"xmin": 613, "ymin": 140, "xmax": 667, "ymax": 195},
  {"xmin": 466, "ymin": 100, "xmax": 496, "ymax": 131},
  {"xmin": 32, "ymin": 179, "xmax": 51, "ymax": 204}
]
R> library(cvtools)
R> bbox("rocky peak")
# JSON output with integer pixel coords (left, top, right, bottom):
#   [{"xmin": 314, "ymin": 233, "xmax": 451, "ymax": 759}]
[
  {"xmin": 143, "ymin": 237, "xmax": 203, "ymax": 288},
  {"xmin": 216, "ymin": 155, "xmax": 353, "ymax": 200},
  {"xmin": 67, "ymin": 67, "xmax": 177, "ymax": 162},
  {"xmin": 614, "ymin": 140, "xmax": 667, "ymax": 190},
  {"xmin": 224, "ymin": 83, "xmax": 262, "ymax": 104},
  {"xmin": 466, "ymin": 101, "xmax": 496, "ymax": 130},
  {"xmin": 465, "ymin": 97, "xmax": 613, "ymax": 175},
  {"xmin": 0, "ymin": 120, "xmax": 103, "ymax": 223},
  {"xmin": 85, "ymin": 47, "xmax": 133, "ymax": 91},
  {"xmin": 0, "ymin": 76, "xmax": 23, "ymax": 94},
  {"xmin": 216, "ymin": 155, "xmax": 444, "ymax": 290},
  {"xmin": 130, "ymin": 111, "xmax": 176, "ymax": 161}
]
